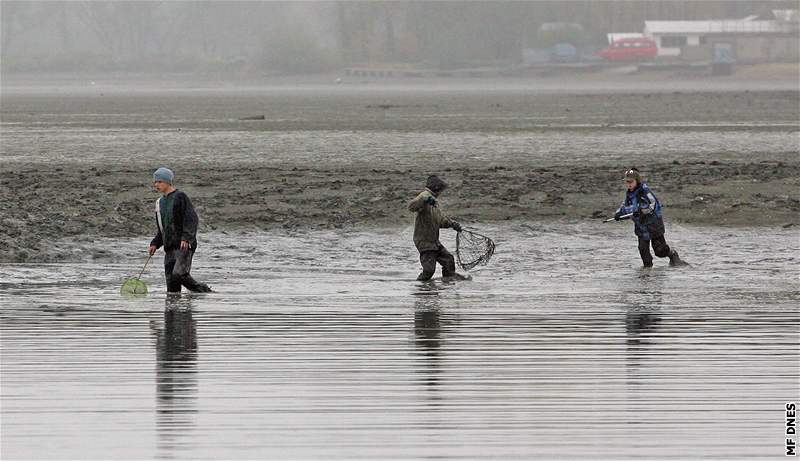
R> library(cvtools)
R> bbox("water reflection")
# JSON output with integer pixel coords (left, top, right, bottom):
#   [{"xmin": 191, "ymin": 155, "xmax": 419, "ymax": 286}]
[
  {"xmin": 150, "ymin": 295, "xmax": 198, "ymax": 457},
  {"xmin": 625, "ymin": 309, "xmax": 661, "ymax": 350},
  {"xmin": 624, "ymin": 270, "xmax": 664, "ymax": 393},
  {"xmin": 414, "ymin": 296, "xmax": 443, "ymax": 397},
  {"xmin": 2, "ymin": 224, "xmax": 797, "ymax": 459}
]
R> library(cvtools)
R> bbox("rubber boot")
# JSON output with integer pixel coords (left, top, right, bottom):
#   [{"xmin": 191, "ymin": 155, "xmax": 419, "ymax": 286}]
[
  {"xmin": 195, "ymin": 283, "xmax": 214, "ymax": 293},
  {"xmin": 668, "ymin": 250, "xmax": 685, "ymax": 267},
  {"xmin": 181, "ymin": 275, "xmax": 213, "ymax": 293}
]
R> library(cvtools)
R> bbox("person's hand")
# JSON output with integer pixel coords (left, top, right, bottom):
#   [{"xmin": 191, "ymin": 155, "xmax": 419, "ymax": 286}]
[
  {"xmin": 148, "ymin": 245, "xmax": 157, "ymax": 256},
  {"xmin": 180, "ymin": 240, "xmax": 190, "ymax": 252},
  {"xmin": 613, "ymin": 211, "xmax": 623, "ymax": 221},
  {"xmin": 424, "ymin": 195, "xmax": 437, "ymax": 206},
  {"xmin": 452, "ymin": 222, "xmax": 462, "ymax": 232}
]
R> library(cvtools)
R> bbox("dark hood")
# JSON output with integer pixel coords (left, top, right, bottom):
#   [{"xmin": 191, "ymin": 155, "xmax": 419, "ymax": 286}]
[{"xmin": 426, "ymin": 175, "xmax": 448, "ymax": 195}]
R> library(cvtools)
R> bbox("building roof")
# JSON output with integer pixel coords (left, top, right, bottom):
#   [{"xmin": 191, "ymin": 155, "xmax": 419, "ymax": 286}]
[
  {"xmin": 644, "ymin": 18, "xmax": 793, "ymax": 35},
  {"xmin": 607, "ymin": 33, "xmax": 644, "ymax": 44},
  {"xmin": 772, "ymin": 9, "xmax": 798, "ymax": 23}
]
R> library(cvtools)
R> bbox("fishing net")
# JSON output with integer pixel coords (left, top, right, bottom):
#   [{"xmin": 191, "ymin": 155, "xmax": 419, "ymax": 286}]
[
  {"xmin": 121, "ymin": 278, "xmax": 148, "ymax": 296},
  {"xmin": 456, "ymin": 229, "xmax": 495, "ymax": 270}
]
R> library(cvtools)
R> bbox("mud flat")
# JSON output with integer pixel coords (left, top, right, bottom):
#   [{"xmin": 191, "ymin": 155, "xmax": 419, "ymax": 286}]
[
  {"xmin": 1, "ymin": 87, "xmax": 797, "ymax": 262},
  {"xmin": 1, "ymin": 157, "xmax": 798, "ymax": 263}
]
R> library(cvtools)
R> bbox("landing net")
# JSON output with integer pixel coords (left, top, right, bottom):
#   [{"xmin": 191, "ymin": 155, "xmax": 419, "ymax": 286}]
[
  {"xmin": 121, "ymin": 278, "xmax": 148, "ymax": 296},
  {"xmin": 456, "ymin": 229, "xmax": 495, "ymax": 270}
]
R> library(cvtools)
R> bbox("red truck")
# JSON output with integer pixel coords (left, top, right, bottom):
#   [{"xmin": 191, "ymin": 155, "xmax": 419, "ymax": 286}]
[{"xmin": 599, "ymin": 37, "xmax": 658, "ymax": 62}]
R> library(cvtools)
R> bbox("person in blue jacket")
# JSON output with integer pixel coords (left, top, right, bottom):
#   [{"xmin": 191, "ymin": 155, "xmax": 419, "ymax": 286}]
[{"xmin": 613, "ymin": 168, "xmax": 686, "ymax": 267}]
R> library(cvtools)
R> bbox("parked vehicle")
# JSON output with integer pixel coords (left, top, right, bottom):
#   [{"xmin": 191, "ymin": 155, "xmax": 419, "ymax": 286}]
[
  {"xmin": 599, "ymin": 38, "xmax": 658, "ymax": 61},
  {"xmin": 550, "ymin": 43, "xmax": 578, "ymax": 63}
]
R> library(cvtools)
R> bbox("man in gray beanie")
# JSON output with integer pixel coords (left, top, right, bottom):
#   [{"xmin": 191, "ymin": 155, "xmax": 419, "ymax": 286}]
[{"xmin": 148, "ymin": 167, "xmax": 212, "ymax": 293}]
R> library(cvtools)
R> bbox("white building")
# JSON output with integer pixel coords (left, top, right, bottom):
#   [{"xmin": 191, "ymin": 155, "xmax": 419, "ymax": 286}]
[{"xmin": 644, "ymin": 11, "xmax": 798, "ymax": 57}]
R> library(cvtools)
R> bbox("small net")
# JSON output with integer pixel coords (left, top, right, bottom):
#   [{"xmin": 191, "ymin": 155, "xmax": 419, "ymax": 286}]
[
  {"xmin": 456, "ymin": 229, "xmax": 496, "ymax": 270},
  {"xmin": 121, "ymin": 278, "xmax": 148, "ymax": 296}
]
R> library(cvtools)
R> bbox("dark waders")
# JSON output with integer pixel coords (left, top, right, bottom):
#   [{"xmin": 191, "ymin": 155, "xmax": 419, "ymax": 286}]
[
  {"xmin": 417, "ymin": 243, "xmax": 456, "ymax": 281},
  {"xmin": 164, "ymin": 249, "xmax": 211, "ymax": 293},
  {"xmin": 637, "ymin": 235, "xmax": 672, "ymax": 267}
]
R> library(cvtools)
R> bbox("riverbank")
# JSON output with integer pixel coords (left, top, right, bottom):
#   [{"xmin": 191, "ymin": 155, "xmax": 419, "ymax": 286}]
[
  {"xmin": 3, "ymin": 62, "xmax": 799, "ymax": 91},
  {"xmin": 1, "ymin": 157, "xmax": 797, "ymax": 262},
  {"xmin": 2, "ymin": 84, "xmax": 797, "ymax": 262}
]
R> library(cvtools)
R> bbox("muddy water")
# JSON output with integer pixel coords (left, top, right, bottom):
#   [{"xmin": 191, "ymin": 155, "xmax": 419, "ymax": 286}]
[
  {"xmin": 2, "ymin": 223, "xmax": 797, "ymax": 459},
  {"xmin": 2, "ymin": 88, "xmax": 798, "ymax": 167},
  {"xmin": 2, "ymin": 127, "xmax": 797, "ymax": 167}
]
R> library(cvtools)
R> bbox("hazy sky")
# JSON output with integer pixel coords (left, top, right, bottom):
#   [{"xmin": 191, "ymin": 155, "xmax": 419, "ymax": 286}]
[{"xmin": 1, "ymin": 1, "xmax": 792, "ymax": 73}]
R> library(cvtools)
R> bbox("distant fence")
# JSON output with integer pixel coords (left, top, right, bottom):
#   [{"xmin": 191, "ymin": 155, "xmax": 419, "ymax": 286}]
[{"xmin": 343, "ymin": 67, "xmax": 518, "ymax": 78}]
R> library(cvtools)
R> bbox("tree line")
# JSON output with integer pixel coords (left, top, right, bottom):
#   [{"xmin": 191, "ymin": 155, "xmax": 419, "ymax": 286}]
[{"xmin": 1, "ymin": 1, "xmax": 793, "ymax": 73}]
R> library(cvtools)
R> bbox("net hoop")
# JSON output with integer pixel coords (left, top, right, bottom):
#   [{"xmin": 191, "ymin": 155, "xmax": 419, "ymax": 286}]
[
  {"xmin": 456, "ymin": 229, "xmax": 495, "ymax": 270},
  {"xmin": 121, "ymin": 278, "xmax": 148, "ymax": 296}
]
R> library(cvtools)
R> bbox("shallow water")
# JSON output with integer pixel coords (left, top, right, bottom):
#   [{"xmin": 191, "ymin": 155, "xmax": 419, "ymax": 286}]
[
  {"xmin": 2, "ymin": 223, "xmax": 798, "ymax": 459},
  {"xmin": 2, "ymin": 127, "xmax": 797, "ymax": 168},
  {"xmin": 2, "ymin": 88, "xmax": 798, "ymax": 168}
]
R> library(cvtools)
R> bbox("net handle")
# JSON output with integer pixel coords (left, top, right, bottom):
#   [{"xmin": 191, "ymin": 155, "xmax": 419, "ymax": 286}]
[
  {"xmin": 137, "ymin": 254, "xmax": 152, "ymax": 280},
  {"xmin": 441, "ymin": 212, "xmax": 486, "ymax": 239},
  {"xmin": 442, "ymin": 211, "xmax": 464, "ymax": 234}
]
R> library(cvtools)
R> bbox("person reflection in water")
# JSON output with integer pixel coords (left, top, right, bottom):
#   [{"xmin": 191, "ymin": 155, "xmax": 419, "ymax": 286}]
[
  {"xmin": 626, "ymin": 308, "xmax": 661, "ymax": 351},
  {"xmin": 150, "ymin": 296, "xmax": 198, "ymax": 454},
  {"xmin": 414, "ymin": 297, "xmax": 443, "ymax": 396},
  {"xmin": 624, "ymin": 271, "xmax": 663, "ymax": 388}
]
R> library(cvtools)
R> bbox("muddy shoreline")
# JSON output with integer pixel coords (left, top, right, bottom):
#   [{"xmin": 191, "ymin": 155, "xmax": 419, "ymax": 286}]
[
  {"xmin": 2, "ymin": 86, "xmax": 797, "ymax": 263},
  {"xmin": 2, "ymin": 157, "xmax": 797, "ymax": 262}
]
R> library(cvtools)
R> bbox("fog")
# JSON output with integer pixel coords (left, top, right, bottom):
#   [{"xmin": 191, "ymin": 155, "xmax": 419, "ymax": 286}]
[{"xmin": 1, "ymin": 1, "xmax": 795, "ymax": 75}]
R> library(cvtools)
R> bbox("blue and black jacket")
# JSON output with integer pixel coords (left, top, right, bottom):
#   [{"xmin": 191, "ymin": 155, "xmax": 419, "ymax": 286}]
[{"xmin": 615, "ymin": 183, "xmax": 665, "ymax": 240}]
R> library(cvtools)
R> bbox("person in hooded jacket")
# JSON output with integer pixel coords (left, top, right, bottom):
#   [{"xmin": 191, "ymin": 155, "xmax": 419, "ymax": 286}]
[
  {"xmin": 408, "ymin": 175, "xmax": 463, "ymax": 281},
  {"xmin": 613, "ymin": 168, "xmax": 686, "ymax": 267},
  {"xmin": 148, "ymin": 167, "xmax": 213, "ymax": 293}
]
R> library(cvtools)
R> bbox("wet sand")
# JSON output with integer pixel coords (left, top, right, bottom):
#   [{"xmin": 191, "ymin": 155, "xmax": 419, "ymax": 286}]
[
  {"xmin": 1, "ymin": 86, "xmax": 798, "ymax": 262},
  {"xmin": 2, "ymin": 157, "xmax": 798, "ymax": 262}
]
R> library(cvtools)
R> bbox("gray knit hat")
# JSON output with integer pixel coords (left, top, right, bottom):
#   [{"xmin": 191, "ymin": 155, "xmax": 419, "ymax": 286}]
[{"xmin": 153, "ymin": 167, "xmax": 174, "ymax": 184}]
